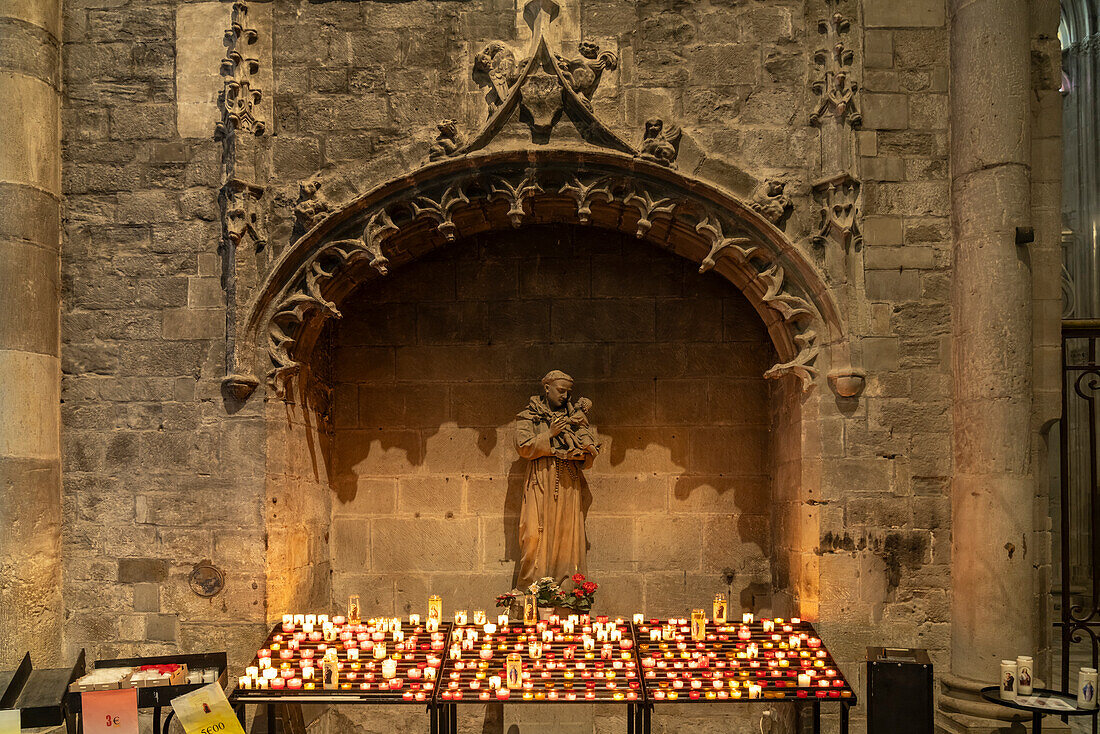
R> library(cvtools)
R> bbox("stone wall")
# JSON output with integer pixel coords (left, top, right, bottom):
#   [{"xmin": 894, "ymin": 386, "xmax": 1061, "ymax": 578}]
[
  {"xmin": 60, "ymin": 0, "xmax": 268, "ymax": 666},
  {"xmin": 49, "ymin": 1, "xmax": 1067, "ymax": 733},
  {"xmin": 326, "ymin": 224, "xmax": 777, "ymax": 618}
]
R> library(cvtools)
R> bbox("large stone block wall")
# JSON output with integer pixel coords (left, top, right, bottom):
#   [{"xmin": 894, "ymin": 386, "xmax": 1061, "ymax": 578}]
[
  {"xmin": 60, "ymin": 0, "xmax": 268, "ymax": 666},
  {"xmin": 327, "ymin": 225, "xmax": 777, "ymax": 619},
  {"xmin": 49, "ymin": 3, "xmax": 1067, "ymax": 732}
]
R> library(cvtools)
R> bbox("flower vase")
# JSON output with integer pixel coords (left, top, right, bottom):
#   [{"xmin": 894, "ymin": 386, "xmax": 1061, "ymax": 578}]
[{"xmin": 538, "ymin": 606, "xmax": 552, "ymax": 621}]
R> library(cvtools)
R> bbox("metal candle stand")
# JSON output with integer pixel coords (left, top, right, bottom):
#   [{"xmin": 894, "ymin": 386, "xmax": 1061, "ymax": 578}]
[{"xmin": 231, "ymin": 617, "xmax": 856, "ymax": 734}]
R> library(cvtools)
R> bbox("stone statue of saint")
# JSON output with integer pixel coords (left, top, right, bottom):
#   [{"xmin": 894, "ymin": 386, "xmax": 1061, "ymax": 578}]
[{"xmin": 514, "ymin": 370, "xmax": 599, "ymax": 590}]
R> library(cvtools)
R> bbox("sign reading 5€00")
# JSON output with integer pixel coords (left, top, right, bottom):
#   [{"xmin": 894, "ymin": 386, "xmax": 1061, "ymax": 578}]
[
  {"xmin": 170, "ymin": 683, "xmax": 245, "ymax": 734},
  {"xmin": 81, "ymin": 688, "xmax": 138, "ymax": 734}
]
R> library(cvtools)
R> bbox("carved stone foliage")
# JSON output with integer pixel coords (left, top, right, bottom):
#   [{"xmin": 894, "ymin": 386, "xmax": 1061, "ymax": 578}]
[
  {"xmin": 215, "ymin": 2, "xmax": 265, "ymax": 139},
  {"xmin": 433, "ymin": 0, "xmax": 642, "ymax": 159},
  {"xmin": 811, "ymin": 173, "xmax": 861, "ymax": 250},
  {"xmin": 750, "ymin": 179, "xmax": 792, "ymax": 224},
  {"xmin": 267, "ymin": 211, "xmax": 395, "ymax": 398},
  {"xmin": 810, "ymin": 0, "xmax": 861, "ymax": 128},
  {"xmin": 261, "ymin": 165, "xmax": 825, "ymax": 398}
]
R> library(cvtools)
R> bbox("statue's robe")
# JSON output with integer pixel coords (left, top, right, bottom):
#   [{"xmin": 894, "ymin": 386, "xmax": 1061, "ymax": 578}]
[{"xmin": 514, "ymin": 396, "xmax": 597, "ymax": 590}]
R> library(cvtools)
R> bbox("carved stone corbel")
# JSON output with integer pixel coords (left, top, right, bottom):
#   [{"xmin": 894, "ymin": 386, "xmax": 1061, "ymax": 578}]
[{"xmin": 828, "ymin": 367, "xmax": 866, "ymax": 398}]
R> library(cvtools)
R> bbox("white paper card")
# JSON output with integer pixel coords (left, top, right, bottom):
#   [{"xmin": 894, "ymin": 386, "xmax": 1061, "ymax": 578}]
[{"xmin": 0, "ymin": 709, "xmax": 21, "ymax": 734}]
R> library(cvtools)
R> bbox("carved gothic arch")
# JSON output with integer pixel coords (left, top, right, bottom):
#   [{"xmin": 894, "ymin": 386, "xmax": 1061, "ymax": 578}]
[{"xmin": 232, "ymin": 149, "xmax": 853, "ymax": 402}]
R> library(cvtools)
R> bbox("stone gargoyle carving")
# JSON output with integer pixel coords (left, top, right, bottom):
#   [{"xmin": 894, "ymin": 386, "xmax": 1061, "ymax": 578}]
[
  {"xmin": 429, "ymin": 120, "xmax": 466, "ymax": 161},
  {"xmin": 637, "ymin": 118, "xmax": 681, "ymax": 167},
  {"xmin": 293, "ymin": 173, "xmax": 331, "ymax": 231},
  {"xmin": 473, "ymin": 42, "xmax": 522, "ymax": 117},
  {"xmin": 554, "ymin": 42, "xmax": 619, "ymax": 110},
  {"xmin": 750, "ymin": 179, "xmax": 792, "ymax": 224}
]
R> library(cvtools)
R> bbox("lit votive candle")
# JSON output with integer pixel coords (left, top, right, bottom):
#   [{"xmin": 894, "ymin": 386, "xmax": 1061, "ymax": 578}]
[
  {"xmin": 293, "ymin": 615, "xmax": 305, "ymax": 625},
  {"xmin": 382, "ymin": 659, "xmax": 397, "ymax": 679},
  {"xmin": 762, "ymin": 620, "xmax": 775, "ymax": 633},
  {"xmin": 742, "ymin": 613, "xmax": 754, "ymax": 624},
  {"xmin": 287, "ymin": 678, "xmax": 302, "ymax": 690},
  {"xmin": 374, "ymin": 643, "xmax": 387, "ymax": 659},
  {"xmin": 270, "ymin": 678, "xmax": 286, "ymax": 690},
  {"xmin": 798, "ymin": 673, "xmax": 811, "ymax": 687},
  {"xmin": 748, "ymin": 683, "xmax": 762, "ymax": 699},
  {"xmin": 455, "ymin": 610, "xmax": 468, "ymax": 625},
  {"xmin": 498, "ymin": 614, "xmax": 509, "ymax": 626}
]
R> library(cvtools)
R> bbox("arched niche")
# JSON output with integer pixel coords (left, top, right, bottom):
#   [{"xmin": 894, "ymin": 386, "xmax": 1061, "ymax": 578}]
[{"xmin": 250, "ymin": 148, "xmax": 853, "ymax": 621}]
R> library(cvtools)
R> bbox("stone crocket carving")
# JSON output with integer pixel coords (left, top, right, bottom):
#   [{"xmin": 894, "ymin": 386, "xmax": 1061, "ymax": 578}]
[
  {"xmin": 810, "ymin": 70, "xmax": 862, "ymax": 127},
  {"xmin": 637, "ymin": 118, "xmax": 682, "ymax": 167}
]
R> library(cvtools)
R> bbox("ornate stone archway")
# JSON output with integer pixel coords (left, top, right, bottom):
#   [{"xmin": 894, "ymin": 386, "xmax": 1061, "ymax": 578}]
[{"xmin": 233, "ymin": 148, "xmax": 852, "ymax": 402}]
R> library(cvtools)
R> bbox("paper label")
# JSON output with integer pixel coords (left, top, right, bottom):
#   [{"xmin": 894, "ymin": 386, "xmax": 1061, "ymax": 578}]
[
  {"xmin": 170, "ymin": 683, "xmax": 245, "ymax": 734},
  {"xmin": 0, "ymin": 709, "xmax": 21, "ymax": 734},
  {"xmin": 81, "ymin": 688, "xmax": 139, "ymax": 734},
  {"xmin": 1016, "ymin": 695, "xmax": 1077, "ymax": 711}
]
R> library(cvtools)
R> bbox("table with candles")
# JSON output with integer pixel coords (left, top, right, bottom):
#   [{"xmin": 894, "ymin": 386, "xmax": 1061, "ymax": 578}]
[
  {"xmin": 229, "ymin": 601, "xmax": 856, "ymax": 734},
  {"xmin": 634, "ymin": 611, "xmax": 855, "ymax": 734}
]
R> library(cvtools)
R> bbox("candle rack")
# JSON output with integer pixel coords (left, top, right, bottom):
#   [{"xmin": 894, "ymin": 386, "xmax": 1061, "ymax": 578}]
[{"xmin": 230, "ymin": 615, "xmax": 857, "ymax": 734}]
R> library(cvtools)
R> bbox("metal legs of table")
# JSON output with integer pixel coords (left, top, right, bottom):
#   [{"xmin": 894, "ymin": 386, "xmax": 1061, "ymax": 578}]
[
  {"xmin": 1034, "ymin": 711, "xmax": 1043, "ymax": 733},
  {"xmin": 434, "ymin": 704, "xmax": 647, "ymax": 734}
]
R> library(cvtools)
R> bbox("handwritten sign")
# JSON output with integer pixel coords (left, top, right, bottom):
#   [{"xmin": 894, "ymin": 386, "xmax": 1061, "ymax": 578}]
[
  {"xmin": 0, "ymin": 709, "xmax": 21, "ymax": 734},
  {"xmin": 81, "ymin": 688, "xmax": 138, "ymax": 734},
  {"xmin": 170, "ymin": 683, "xmax": 244, "ymax": 734}
]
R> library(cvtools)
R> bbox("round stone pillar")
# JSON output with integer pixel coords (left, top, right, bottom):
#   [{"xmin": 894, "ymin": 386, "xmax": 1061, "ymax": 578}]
[
  {"xmin": 0, "ymin": 0, "xmax": 63, "ymax": 666},
  {"xmin": 941, "ymin": 0, "xmax": 1037, "ymax": 727}
]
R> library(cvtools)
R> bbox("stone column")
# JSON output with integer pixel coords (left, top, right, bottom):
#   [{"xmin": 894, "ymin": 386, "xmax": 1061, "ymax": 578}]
[
  {"xmin": 940, "ymin": 0, "xmax": 1037, "ymax": 730},
  {"xmin": 0, "ymin": 0, "xmax": 63, "ymax": 666}
]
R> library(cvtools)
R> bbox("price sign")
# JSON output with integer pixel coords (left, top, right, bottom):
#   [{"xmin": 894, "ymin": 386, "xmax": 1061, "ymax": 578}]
[
  {"xmin": 0, "ymin": 709, "xmax": 21, "ymax": 734},
  {"xmin": 81, "ymin": 688, "xmax": 138, "ymax": 734},
  {"xmin": 170, "ymin": 683, "xmax": 245, "ymax": 734}
]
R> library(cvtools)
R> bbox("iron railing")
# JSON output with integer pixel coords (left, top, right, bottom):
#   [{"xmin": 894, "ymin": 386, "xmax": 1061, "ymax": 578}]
[{"xmin": 1059, "ymin": 319, "xmax": 1100, "ymax": 732}]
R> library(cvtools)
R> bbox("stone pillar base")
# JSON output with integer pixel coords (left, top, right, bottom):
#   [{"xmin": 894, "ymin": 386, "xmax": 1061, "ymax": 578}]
[
  {"xmin": 936, "ymin": 674, "xmax": 1070, "ymax": 734},
  {"xmin": 936, "ymin": 710, "xmax": 1069, "ymax": 734}
]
